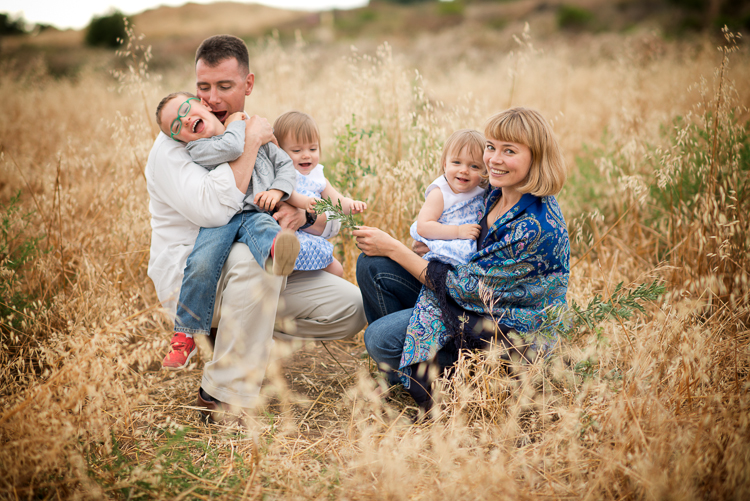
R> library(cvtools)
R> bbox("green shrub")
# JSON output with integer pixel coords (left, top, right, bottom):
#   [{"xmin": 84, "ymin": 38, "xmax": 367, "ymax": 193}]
[
  {"xmin": 438, "ymin": 1, "xmax": 464, "ymax": 16},
  {"xmin": 0, "ymin": 13, "xmax": 26, "ymax": 35},
  {"xmin": 557, "ymin": 4, "xmax": 594, "ymax": 30},
  {"xmin": 0, "ymin": 191, "xmax": 44, "ymax": 335},
  {"xmin": 85, "ymin": 10, "xmax": 129, "ymax": 48}
]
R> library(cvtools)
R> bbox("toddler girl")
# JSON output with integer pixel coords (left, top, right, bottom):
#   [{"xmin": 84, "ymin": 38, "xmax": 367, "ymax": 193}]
[
  {"xmin": 410, "ymin": 129, "xmax": 488, "ymax": 266},
  {"xmin": 273, "ymin": 111, "xmax": 367, "ymax": 277}
]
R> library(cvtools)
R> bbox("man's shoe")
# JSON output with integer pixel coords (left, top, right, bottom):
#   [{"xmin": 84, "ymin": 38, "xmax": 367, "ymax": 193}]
[
  {"xmin": 196, "ymin": 388, "xmax": 245, "ymax": 426},
  {"xmin": 162, "ymin": 332, "xmax": 197, "ymax": 370},
  {"xmin": 270, "ymin": 230, "xmax": 300, "ymax": 276}
]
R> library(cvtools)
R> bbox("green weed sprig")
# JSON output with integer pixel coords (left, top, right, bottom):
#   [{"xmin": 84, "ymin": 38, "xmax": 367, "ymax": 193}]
[
  {"xmin": 313, "ymin": 197, "xmax": 360, "ymax": 231},
  {"xmin": 570, "ymin": 280, "xmax": 665, "ymax": 335}
]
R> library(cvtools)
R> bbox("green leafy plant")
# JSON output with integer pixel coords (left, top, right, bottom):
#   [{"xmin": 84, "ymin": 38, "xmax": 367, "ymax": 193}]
[
  {"xmin": 0, "ymin": 191, "xmax": 44, "ymax": 335},
  {"xmin": 85, "ymin": 10, "xmax": 129, "ymax": 48},
  {"xmin": 557, "ymin": 4, "xmax": 594, "ymax": 31},
  {"xmin": 568, "ymin": 280, "xmax": 665, "ymax": 338},
  {"xmin": 313, "ymin": 197, "xmax": 360, "ymax": 231}
]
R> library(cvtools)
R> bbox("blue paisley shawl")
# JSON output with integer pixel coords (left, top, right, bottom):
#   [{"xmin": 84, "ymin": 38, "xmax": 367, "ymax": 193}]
[{"xmin": 399, "ymin": 190, "xmax": 570, "ymax": 385}]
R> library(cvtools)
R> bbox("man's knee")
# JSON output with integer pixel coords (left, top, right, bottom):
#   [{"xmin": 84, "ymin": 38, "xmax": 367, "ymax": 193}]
[{"xmin": 224, "ymin": 243, "xmax": 256, "ymax": 275}]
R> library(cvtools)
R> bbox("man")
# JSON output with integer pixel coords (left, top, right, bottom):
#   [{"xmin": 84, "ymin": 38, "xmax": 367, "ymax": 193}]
[{"xmin": 145, "ymin": 34, "xmax": 366, "ymax": 423}]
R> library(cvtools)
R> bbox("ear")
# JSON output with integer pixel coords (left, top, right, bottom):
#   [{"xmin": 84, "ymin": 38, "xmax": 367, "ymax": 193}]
[
  {"xmin": 200, "ymin": 97, "xmax": 210, "ymax": 108},
  {"xmin": 245, "ymin": 73, "xmax": 255, "ymax": 97}
]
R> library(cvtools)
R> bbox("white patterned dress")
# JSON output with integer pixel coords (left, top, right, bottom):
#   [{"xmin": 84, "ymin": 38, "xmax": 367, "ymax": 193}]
[
  {"xmin": 409, "ymin": 176, "xmax": 485, "ymax": 266},
  {"xmin": 294, "ymin": 164, "xmax": 335, "ymax": 270}
]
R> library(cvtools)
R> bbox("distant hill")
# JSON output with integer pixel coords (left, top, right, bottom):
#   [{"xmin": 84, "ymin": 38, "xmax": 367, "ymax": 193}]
[{"xmin": 1, "ymin": 0, "xmax": 746, "ymax": 76}]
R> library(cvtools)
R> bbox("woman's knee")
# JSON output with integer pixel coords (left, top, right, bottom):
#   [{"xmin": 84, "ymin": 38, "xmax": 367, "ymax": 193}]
[
  {"xmin": 356, "ymin": 252, "xmax": 375, "ymax": 285},
  {"xmin": 364, "ymin": 310, "xmax": 411, "ymax": 365}
]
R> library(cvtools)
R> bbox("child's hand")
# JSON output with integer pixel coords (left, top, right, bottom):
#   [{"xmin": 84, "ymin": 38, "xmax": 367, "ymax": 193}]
[
  {"xmin": 307, "ymin": 198, "xmax": 319, "ymax": 214},
  {"xmin": 225, "ymin": 112, "xmax": 245, "ymax": 125},
  {"xmin": 349, "ymin": 200, "xmax": 367, "ymax": 214},
  {"xmin": 457, "ymin": 224, "xmax": 481, "ymax": 240},
  {"xmin": 254, "ymin": 189, "xmax": 284, "ymax": 211}
]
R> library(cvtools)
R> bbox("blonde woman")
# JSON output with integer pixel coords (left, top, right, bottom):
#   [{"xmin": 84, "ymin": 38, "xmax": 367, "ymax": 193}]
[{"xmin": 354, "ymin": 107, "xmax": 570, "ymax": 411}]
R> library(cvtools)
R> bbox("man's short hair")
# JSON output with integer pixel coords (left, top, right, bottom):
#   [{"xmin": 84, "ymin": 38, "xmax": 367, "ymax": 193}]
[{"xmin": 195, "ymin": 35, "xmax": 250, "ymax": 76}]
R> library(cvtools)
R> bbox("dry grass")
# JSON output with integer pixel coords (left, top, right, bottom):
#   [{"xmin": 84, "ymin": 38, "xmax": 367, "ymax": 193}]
[{"xmin": 0, "ymin": 21, "xmax": 749, "ymax": 500}]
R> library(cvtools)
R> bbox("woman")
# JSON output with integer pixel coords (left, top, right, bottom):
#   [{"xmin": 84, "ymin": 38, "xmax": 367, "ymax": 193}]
[{"xmin": 353, "ymin": 107, "xmax": 570, "ymax": 410}]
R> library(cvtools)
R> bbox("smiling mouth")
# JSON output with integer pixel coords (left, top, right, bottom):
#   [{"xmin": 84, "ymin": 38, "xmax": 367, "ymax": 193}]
[
  {"xmin": 299, "ymin": 162, "xmax": 312, "ymax": 168},
  {"xmin": 192, "ymin": 118, "xmax": 204, "ymax": 134},
  {"xmin": 212, "ymin": 110, "xmax": 228, "ymax": 123},
  {"xmin": 490, "ymin": 168, "xmax": 509, "ymax": 175}
]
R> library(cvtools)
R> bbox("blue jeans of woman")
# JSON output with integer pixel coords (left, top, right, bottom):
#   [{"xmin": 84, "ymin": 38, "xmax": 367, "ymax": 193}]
[
  {"xmin": 174, "ymin": 210, "xmax": 280, "ymax": 335},
  {"xmin": 356, "ymin": 253, "xmax": 458, "ymax": 389}
]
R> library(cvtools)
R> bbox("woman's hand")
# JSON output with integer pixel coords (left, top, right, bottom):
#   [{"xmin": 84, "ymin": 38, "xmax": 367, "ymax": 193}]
[
  {"xmin": 354, "ymin": 226, "xmax": 429, "ymax": 284},
  {"xmin": 352, "ymin": 226, "xmax": 401, "ymax": 257},
  {"xmin": 412, "ymin": 241, "xmax": 430, "ymax": 257}
]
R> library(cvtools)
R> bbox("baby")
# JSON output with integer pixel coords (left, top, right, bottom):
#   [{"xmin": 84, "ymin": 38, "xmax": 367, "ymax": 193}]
[
  {"xmin": 155, "ymin": 91, "xmax": 304, "ymax": 370},
  {"xmin": 409, "ymin": 129, "xmax": 488, "ymax": 266},
  {"xmin": 273, "ymin": 111, "xmax": 367, "ymax": 277}
]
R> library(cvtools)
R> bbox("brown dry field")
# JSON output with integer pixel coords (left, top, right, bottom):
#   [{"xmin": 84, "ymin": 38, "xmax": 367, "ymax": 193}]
[{"xmin": 0, "ymin": 5, "xmax": 749, "ymax": 500}]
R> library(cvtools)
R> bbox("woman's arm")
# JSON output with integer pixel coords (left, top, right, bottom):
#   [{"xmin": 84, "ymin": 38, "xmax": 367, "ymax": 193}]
[{"xmin": 353, "ymin": 226, "xmax": 428, "ymax": 284}]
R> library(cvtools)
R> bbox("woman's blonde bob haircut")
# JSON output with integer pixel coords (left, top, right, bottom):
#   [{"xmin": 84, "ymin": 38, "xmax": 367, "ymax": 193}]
[
  {"xmin": 441, "ymin": 129, "xmax": 489, "ymax": 188},
  {"xmin": 484, "ymin": 107, "xmax": 566, "ymax": 197},
  {"xmin": 273, "ymin": 111, "xmax": 321, "ymax": 149}
]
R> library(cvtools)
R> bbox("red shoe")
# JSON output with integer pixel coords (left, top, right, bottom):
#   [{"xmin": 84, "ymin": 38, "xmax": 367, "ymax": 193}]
[{"xmin": 162, "ymin": 332, "xmax": 197, "ymax": 370}]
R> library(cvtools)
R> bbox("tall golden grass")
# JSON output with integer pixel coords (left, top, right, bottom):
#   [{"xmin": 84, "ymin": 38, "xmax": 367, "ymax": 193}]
[{"xmin": 0, "ymin": 22, "xmax": 748, "ymax": 499}]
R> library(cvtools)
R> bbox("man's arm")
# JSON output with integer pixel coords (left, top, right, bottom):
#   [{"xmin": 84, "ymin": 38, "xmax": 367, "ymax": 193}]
[
  {"xmin": 148, "ymin": 135, "xmax": 245, "ymax": 229},
  {"xmin": 230, "ymin": 115, "xmax": 275, "ymax": 193}
]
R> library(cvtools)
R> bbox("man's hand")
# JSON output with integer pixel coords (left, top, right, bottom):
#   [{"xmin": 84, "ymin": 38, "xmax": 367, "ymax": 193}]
[
  {"xmin": 254, "ymin": 189, "xmax": 284, "ymax": 211},
  {"xmin": 245, "ymin": 114, "xmax": 278, "ymax": 147},
  {"xmin": 412, "ymin": 241, "xmax": 429, "ymax": 257},
  {"xmin": 273, "ymin": 201, "xmax": 306, "ymax": 231}
]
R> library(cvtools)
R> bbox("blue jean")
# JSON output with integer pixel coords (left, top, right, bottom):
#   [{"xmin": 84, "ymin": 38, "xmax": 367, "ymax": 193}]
[
  {"xmin": 356, "ymin": 253, "xmax": 457, "ymax": 386},
  {"xmin": 175, "ymin": 211, "xmax": 280, "ymax": 335}
]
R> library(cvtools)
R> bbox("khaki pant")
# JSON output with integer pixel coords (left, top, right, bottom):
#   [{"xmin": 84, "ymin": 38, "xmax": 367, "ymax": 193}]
[{"xmin": 198, "ymin": 243, "xmax": 366, "ymax": 408}]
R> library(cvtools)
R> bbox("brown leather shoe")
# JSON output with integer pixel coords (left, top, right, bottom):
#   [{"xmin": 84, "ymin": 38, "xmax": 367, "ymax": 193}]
[{"xmin": 196, "ymin": 388, "xmax": 245, "ymax": 426}]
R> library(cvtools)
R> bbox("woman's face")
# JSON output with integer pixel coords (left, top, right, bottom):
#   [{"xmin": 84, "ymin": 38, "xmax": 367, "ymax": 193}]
[{"xmin": 483, "ymin": 138, "xmax": 532, "ymax": 192}]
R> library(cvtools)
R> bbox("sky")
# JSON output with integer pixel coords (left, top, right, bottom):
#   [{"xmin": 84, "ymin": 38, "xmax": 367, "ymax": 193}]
[{"xmin": 0, "ymin": 0, "xmax": 370, "ymax": 30}]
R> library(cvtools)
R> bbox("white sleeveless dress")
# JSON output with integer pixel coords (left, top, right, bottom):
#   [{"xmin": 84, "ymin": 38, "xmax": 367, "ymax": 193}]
[
  {"xmin": 294, "ymin": 164, "xmax": 335, "ymax": 270},
  {"xmin": 409, "ymin": 176, "xmax": 485, "ymax": 266}
]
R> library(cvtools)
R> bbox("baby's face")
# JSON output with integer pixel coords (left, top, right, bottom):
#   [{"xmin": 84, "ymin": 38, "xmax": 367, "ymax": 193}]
[
  {"xmin": 280, "ymin": 135, "xmax": 320, "ymax": 176},
  {"xmin": 162, "ymin": 96, "xmax": 224, "ymax": 142},
  {"xmin": 443, "ymin": 146, "xmax": 485, "ymax": 194}
]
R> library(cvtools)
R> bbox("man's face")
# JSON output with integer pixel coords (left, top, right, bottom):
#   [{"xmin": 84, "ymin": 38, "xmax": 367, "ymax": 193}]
[{"xmin": 195, "ymin": 57, "xmax": 254, "ymax": 123}]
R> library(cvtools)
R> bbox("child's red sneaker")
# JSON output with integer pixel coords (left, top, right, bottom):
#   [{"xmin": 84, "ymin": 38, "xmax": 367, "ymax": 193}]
[{"xmin": 162, "ymin": 332, "xmax": 197, "ymax": 370}]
